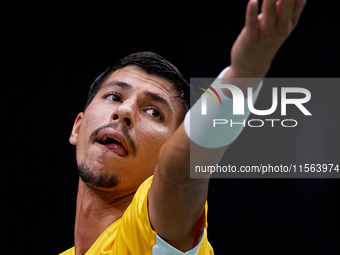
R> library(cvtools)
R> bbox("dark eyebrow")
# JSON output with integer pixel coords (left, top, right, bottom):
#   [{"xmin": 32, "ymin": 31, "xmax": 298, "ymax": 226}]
[
  {"xmin": 103, "ymin": 80, "xmax": 173, "ymax": 112},
  {"xmin": 103, "ymin": 80, "xmax": 132, "ymax": 90},
  {"xmin": 143, "ymin": 91, "xmax": 172, "ymax": 112}
]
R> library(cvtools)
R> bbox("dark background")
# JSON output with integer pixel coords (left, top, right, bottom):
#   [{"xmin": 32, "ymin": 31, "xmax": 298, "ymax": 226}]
[{"xmin": 2, "ymin": 1, "xmax": 339, "ymax": 254}]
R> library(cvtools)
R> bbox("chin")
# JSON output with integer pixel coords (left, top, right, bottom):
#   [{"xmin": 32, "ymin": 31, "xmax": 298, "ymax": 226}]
[{"xmin": 77, "ymin": 161, "xmax": 121, "ymax": 191}]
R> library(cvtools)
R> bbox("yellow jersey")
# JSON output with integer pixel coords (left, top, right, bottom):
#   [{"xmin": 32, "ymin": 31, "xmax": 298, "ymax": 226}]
[{"xmin": 59, "ymin": 176, "xmax": 214, "ymax": 255}]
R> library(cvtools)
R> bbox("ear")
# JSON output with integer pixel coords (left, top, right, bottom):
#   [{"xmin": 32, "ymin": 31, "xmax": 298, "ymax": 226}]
[{"xmin": 69, "ymin": 112, "xmax": 83, "ymax": 145}]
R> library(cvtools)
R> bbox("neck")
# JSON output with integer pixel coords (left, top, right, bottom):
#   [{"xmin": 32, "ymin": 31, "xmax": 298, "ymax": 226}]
[{"xmin": 74, "ymin": 179, "xmax": 136, "ymax": 255}]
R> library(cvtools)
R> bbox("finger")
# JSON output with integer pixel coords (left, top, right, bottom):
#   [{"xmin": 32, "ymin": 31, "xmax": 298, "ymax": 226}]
[
  {"xmin": 292, "ymin": 0, "xmax": 307, "ymax": 27},
  {"xmin": 261, "ymin": 0, "xmax": 277, "ymax": 31},
  {"xmin": 245, "ymin": 0, "xmax": 260, "ymax": 33},
  {"xmin": 276, "ymin": 0, "xmax": 295, "ymax": 35}
]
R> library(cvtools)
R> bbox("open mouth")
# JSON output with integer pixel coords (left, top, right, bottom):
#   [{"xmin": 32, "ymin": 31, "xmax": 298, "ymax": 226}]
[{"xmin": 97, "ymin": 135, "xmax": 128, "ymax": 157}]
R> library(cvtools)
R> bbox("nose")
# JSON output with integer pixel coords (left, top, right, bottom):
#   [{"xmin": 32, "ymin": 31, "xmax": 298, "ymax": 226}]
[{"xmin": 111, "ymin": 99, "xmax": 135, "ymax": 128}]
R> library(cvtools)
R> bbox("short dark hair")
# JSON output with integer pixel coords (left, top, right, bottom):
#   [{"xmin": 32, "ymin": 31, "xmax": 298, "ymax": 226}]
[{"xmin": 83, "ymin": 52, "xmax": 191, "ymax": 119}]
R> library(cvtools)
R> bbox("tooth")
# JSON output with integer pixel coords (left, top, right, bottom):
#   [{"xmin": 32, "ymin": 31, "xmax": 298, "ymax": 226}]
[{"xmin": 103, "ymin": 136, "xmax": 108, "ymax": 142}]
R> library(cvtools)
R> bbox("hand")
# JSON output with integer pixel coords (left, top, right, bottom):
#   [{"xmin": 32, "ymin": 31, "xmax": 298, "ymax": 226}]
[{"xmin": 228, "ymin": 0, "xmax": 307, "ymax": 78}]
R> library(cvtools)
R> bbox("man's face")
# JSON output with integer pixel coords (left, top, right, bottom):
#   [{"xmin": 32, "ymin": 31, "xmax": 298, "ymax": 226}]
[{"xmin": 70, "ymin": 65, "xmax": 183, "ymax": 193}]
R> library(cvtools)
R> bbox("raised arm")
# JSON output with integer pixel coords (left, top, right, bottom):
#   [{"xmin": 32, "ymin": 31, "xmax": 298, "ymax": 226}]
[{"xmin": 149, "ymin": 0, "xmax": 306, "ymax": 252}]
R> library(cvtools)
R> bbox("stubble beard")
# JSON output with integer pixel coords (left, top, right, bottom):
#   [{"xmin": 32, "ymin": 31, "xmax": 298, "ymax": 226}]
[{"xmin": 77, "ymin": 162, "xmax": 120, "ymax": 190}]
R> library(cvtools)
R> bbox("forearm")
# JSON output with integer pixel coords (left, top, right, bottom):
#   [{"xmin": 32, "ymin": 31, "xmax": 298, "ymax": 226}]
[
  {"xmin": 149, "ymin": 123, "xmax": 224, "ymax": 251},
  {"xmin": 157, "ymin": 123, "xmax": 227, "ymax": 183}
]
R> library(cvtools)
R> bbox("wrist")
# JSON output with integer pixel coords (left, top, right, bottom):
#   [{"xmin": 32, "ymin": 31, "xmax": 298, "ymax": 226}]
[
  {"xmin": 227, "ymin": 64, "xmax": 269, "ymax": 79},
  {"xmin": 220, "ymin": 65, "xmax": 264, "ymax": 97}
]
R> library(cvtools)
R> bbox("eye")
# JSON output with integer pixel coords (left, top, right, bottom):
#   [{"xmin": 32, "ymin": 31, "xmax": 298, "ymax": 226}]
[
  {"xmin": 105, "ymin": 93, "xmax": 121, "ymax": 102},
  {"xmin": 145, "ymin": 108, "xmax": 163, "ymax": 121}
]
